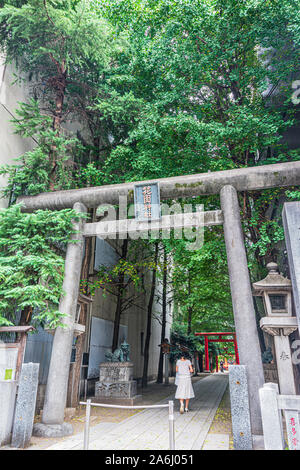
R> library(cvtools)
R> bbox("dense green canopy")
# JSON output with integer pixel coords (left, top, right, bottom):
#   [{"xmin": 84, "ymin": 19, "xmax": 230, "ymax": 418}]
[
  {"xmin": 0, "ymin": 0, "xmax": 299, "ymax": 337},
  {"xmin": 0, "ymin": 204, "xmax": 85, "ymax": 326}
]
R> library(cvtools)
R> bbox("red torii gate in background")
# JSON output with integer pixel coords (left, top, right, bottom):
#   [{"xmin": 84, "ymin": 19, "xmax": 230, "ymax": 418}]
[{"xmin": 195, "ymin": 332, "xmax": 240, "ymax": 373}]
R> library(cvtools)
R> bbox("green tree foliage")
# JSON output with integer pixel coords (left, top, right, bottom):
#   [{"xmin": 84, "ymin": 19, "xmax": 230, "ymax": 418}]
[
  {"xmin": 169, "ymin": 322, "xmax": 201, "ymax": 363},
  {"xmin": 0, "ymin": 0, "xmax": 133, "ymax": 329},
  {"xmin": 94, "ymin": 0, "xmax": 300, "ymax": 267},
  {"xmin": 0, "ymin": 0, "xmax": 128, "ymax": 192},
  {"xmin": 1, "ymin": 0, "xmax": 300, "ymax": 338},
  {"xmin": 94, "ymin": 0, "xmax": 297, "ymax": 178},
  {"xmin": 93, "ymin": 0, "xmax": 300, "ymax": 330},
  {"xmin": 0, "ymin": 204, "xmax": 85, "ymax": 327},
  {"xmin": 169, "ymin": 322, "xmax": 220, "ymax": 364},
  {"xmin": 0, "ymin": 100, "xmax": 83, "ymax": 201},
  {"xmin": 171, "ymin": 228, "xmax": 234, "ymax": 334}
]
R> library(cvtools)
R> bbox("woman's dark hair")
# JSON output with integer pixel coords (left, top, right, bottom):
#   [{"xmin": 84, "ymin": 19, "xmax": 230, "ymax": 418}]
[{"xmin": 180, "ymin": 351, "xmax": 191, "ymax": 360}]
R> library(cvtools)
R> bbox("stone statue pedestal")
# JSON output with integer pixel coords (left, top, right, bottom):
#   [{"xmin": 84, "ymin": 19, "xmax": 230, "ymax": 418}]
[{"xmin": 95, "ymin": 362, "xmax": 138, "ymax": 404}]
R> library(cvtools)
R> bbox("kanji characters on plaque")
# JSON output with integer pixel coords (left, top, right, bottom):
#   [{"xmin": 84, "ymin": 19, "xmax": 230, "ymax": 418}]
[{"xmin": 142, "ymin": 185, "xmax": 152, "ymax": 219}]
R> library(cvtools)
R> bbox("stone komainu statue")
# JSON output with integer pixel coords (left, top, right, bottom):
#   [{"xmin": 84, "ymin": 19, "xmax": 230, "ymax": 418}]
[
  {"xmin": 262, "ymin": 347, "xmax": 273, "ymax": 364},
  {"xmin": 105, "ymin": 341, "xmax": 131, "ymax": 362}
]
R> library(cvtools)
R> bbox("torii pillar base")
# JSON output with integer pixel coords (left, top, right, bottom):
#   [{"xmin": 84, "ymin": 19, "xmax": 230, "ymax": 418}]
[{"xmin": 33, "ymin": 422, "xmax": 73, "ymax": 438}]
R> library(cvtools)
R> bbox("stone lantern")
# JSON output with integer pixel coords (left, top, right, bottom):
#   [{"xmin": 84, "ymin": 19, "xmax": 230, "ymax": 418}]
[{"xmin": 253, "ymin": 262, "xmax": 298, "ymax": 394}]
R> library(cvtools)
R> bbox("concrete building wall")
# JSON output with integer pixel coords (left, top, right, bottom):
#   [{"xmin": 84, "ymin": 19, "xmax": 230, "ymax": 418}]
[{"xmin": 0, "ymin": 61, "xmax": 35, "ymax": 207}]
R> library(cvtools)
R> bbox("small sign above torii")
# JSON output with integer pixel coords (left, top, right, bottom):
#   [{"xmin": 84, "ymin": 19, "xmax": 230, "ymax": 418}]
[{"xmin": 134, "ymin": 182, "xmax": 161, "ymax": 221}]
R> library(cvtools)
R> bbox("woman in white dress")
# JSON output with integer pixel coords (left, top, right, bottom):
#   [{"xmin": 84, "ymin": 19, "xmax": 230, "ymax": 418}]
[{"xmin": 175, "ymin": 353, "xmax": 195, "ymax": 414}]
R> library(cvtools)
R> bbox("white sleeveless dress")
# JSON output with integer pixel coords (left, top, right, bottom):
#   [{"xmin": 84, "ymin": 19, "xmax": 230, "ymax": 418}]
[{"xmin": 175, "ymin": 359, "xmax": 195, "ymax": 399}]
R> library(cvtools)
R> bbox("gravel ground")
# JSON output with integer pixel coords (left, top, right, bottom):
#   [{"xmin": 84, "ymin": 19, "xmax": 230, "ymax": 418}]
[{"xmin": 206, "ymin": 382, "xmax": 233, "ymax": 449}]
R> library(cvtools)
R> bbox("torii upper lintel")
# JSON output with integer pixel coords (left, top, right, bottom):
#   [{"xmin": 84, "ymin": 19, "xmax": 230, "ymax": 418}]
[{"xmin": 18, "ymin": 160, "xmax": 300, "ymax": 211}]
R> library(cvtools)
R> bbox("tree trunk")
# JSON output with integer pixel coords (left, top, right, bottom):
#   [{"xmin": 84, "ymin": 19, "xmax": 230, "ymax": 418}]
[
  {"xmin": 199, "ymin": 353, "xmax": 203, "ymax": 372},
  {"xmin": 19, "ymin": 306, "xmax": 32, "ymax": 326},
  {"xmin": 49, "ymin": 60, "xmax": 67, "ymax": 190},
  {"xmin": 142, "ymin": 242, "xmax": 159, "ymax": 388},
  {"xmin": 17, "ymin": 306, "xmax": 32, "ymax": 343},
  {"xmin": 187, "ymin": 274, "xmax": 192, "ymax": 335},
  {"xmin": 157, "ymin": 245, "xmax": 167, "ymax": 383},
  {"xmin": 112, "ymin": 238, "xmax": 128, "ymax": 352},
  {"xmin": 187, "ymin": 307, "xmax": 192, "ymax": 336}
]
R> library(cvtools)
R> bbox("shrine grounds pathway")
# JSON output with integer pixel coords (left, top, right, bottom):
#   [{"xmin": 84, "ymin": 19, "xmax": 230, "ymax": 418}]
[{"xmin": 28, "ymin": 373, "xmax": 230, "ymax": 451}]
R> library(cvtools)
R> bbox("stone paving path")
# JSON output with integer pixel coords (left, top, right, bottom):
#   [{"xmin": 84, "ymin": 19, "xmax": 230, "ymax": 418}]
[{"xmin": 41, "ymin": 374, "xmax": 228, "ymax": 451}]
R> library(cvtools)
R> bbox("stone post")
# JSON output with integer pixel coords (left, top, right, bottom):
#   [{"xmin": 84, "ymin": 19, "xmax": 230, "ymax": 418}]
[
  {"xmin": 283, "ymin": 202, "xmax": 300, "ymax": 334},
  {"xmin": 220, "ymin": 185, "xmax": 264, "ymax": 435},
  {"xmin": 33, "ymin": 202, "xmax": 87, "ymax": 437},
  {"xmin": 164, "ymin": 353, "xmax": 169, "ymax": 385},
  {"xmin": 229, "ymin": 365, "xmax": 252, "ymax": 450},
  {"xmin": 11, "ymin": 363, "xmax": 39, "ymax": 448},
  {"xmin": 259, "ymin": 383, "xmax": 285, "ymax": 450},
  {"xmin": 0, "ymin": 380, "xmax": 17, "ymax": 446}
]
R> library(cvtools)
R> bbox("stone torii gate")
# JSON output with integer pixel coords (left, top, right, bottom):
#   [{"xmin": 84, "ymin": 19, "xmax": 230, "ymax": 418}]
[{"xmin": 18, "ymin": 161, "xmax": 300, "ymax": 438}]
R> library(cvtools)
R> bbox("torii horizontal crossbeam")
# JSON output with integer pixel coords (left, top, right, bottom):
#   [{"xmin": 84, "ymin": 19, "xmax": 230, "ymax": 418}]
[
  {"xmin": 17, "ymin": 161, "xmax": 300, "ymax": 211},
  {"xmin": 207, "ymin": 339, "xmax": 235, "ymax": 343},
  {"xmin": 83, "ymin": 210, "xmax": 223, "ymax": 237},
  {"xmin": 194, "ymin": 332, "xmax": 236, "ymax": 336}
]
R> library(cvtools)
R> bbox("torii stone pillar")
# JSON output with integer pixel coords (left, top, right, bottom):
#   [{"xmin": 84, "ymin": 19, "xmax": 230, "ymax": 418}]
[
  {"xmin": 33, "ymin": 202, "xmax": 87, "ymax": 437},
  {"xmin": 220, "ymin": 185, "xmax": 264, "ymax": 435}
]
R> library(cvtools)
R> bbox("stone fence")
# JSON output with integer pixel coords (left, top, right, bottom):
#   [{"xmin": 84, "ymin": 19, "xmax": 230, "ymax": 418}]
[{"xmin": 259, "ymin": 382, "xmax": 300, "ymax": 450}]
